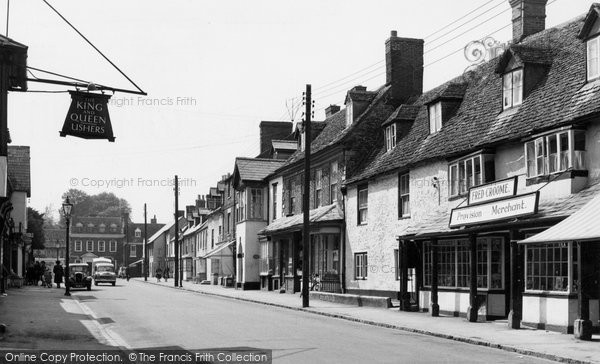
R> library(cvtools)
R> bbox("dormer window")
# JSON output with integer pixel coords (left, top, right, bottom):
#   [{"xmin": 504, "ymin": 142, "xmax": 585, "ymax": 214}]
[
  {"xmin": 502, "ymin": 69, "xmax": 523, "ymax": 110},
  {"xmin": 428, "ymin": 102, "xmax": 442, "ymax": 134},
  {"xmin": 385, "ymin": 123, "xmax": 396, "ymax": 151},
  {"xmin": 345, "ymin": 102, "xmax": 353, "ymax": 128},
  {"xmin": 587, "ymin": 36, "xmax": 599, "ymax": 81}
]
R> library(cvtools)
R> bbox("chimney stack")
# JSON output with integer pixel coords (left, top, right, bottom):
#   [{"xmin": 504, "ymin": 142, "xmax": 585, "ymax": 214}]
[
  {"xmin": 259, "ymin": 121, "xmax": 293, "ymax": 156},
  {"xmin": 385, "ymin": 31, "xmax": 424, "ymax": 104},
  {"xmin": 509, "ymin": 0, "xmax": 548, "ymax": 43},
  {"xmin": 151, "ymin": 215, "xmax": 157, "ymax": 224},
  {"xmin": 325, "ymin": 105, "xmax": 340, "ymax": 118}
]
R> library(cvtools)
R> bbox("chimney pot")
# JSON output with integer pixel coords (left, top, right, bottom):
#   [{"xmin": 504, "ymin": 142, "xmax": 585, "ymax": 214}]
[{"xmin": 391, "ymin": 30, "xmax": 397, "ymax": 37}]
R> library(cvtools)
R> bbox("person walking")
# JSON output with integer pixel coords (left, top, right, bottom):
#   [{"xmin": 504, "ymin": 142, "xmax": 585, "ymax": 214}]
[
  {"xmin": 39, "ymin": 261, "xmax": 47, "ymax": 284},
  {"xmin": 163, "ymin": 266, "xmax": 170, "ymax": 282},
  {"xmin": 155, "ymin": 267, "xmax": 162, "ymax": 282},
  {"xmin": 53, "ymin": 261, "xmax": 64, "ymax": 289},
  {"xmin": 33, "ymin": 261, "xmax": 41, "ymax": 286}
]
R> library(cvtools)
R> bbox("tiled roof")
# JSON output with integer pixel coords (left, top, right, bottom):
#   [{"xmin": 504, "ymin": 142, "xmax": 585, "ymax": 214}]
[
  {"xmin": 421, "ymin": 82, "xmax": 468, "ymax": 105},
  {"xmin": 127, "ymin": 223, "xmax": 165, "ymax": 241},
  {"xmin": 147, "ymin": 216, "xmax": 187, "ymax": 243},
  {"xmin": 7, "ymin": 146, "xmax": 30, "ymax": 197},
  {"xmin": 401, "ymin": 181, "xmax": 600, "ymax": 238},
  {"xmin": 349, "ymin": 14, "xmax": 600, "ymax": 184},
  {"xmin": 259, "ymin": 204, "xmax": 343, "ymax": 235},
  {"xmin": 280, "ymin": 85, "xmax": 395, "ymax": 172},
  {"xmin": 235, "ymin": 157, "xmax": 286, "ymax": 182},
  {"xmin": 382, "ymin": 105, "xmax": 421, "ymax": 127}
]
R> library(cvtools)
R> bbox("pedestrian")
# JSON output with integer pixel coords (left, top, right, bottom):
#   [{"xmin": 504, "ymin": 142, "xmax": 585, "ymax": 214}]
[
  {"xmin": 155, "ymin": 267, "xmax": 162, "ymax": 282},
  {"xmin": 53, "ymin": 261, "xmax": 64, "ymax": 289},
  {"xmin": 25, "ymin": 263, "xmax": 35, "ymax": 285},
  {"xmin": 39, "ymin": 261, "xmax": 46, "ymax": 284},
  {"xmin": 164, "ymin": 266, "xmax": 169, "ymax": 282},
  {"xmin": 33, "ymin": 261, "xmax": 41, "ymax": 286}
]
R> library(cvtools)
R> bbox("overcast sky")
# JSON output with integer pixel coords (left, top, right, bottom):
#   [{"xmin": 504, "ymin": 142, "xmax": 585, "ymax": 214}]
[{"xmin": 3, "ymin": 0, "xmax": 594, "ymax": 223}]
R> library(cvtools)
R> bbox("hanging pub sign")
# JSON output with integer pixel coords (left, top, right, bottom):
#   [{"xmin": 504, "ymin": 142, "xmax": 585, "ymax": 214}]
[{"xmin": 60, "ymin": 91, "xmax": 115, "ymax": 142}]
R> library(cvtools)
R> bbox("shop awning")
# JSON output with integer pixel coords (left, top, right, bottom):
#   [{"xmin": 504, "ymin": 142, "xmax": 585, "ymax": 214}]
[
  {"xmin": 203, "ymin": 240, "xmax": 234, "ymax": 258},
  {"xmin": 128, "ymin": 259, "xmax": 143, "ymax": 266},
  {"xmin": 519, "ymin": 193, "xmax": 600, "ymax": 244}
]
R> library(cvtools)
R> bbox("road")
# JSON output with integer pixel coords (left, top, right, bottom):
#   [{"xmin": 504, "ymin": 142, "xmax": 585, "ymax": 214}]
[{"xmin": 73, "ymin": 279, "xmax": 555, "ymax": 364}]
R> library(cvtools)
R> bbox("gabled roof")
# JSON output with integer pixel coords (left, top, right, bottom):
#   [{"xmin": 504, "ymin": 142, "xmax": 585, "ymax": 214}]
[
  {"xmin": 147, "ymin": 216, "xmax": 186, "ymax": 243},
  {"xmin": 7, "ymin": 146, "xmax": 30, "ymax": 197},
  {"xmin": 345, "ymin": 86, "xmax": 377, "ymax": 103},
  {"xmin": 382, "ymin": 105, "xmax": 421, "ymax": 127},
  {"xmin": 234, "ymin": 157, "xmax": 286, "ymax": 184},
  {"xmin": 349, "ymin": 13, "xmax": 600, "ymax": 184},
  {"xmin": 495, "ymin": 45, "xmax": 554, "ymax": 73},
  {"xmin": 578, "ymin": 3, "xmax": 600, "ymax": 39}
]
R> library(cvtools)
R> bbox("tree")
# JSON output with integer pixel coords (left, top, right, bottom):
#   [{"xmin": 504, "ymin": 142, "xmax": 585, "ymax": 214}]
[
  {"xmin": 59, "ymin": 189, "xmax": 132, "ymax": 223},
  {"xmin": 27, "ymin": 207, "xmax": 46, "ymax": 251}
]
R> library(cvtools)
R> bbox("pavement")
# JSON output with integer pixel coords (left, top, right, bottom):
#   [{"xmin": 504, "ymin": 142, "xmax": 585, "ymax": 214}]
[
  {"xmin": 137, "ymin": 277, "xmax": 600, "ymax": 364},
  {"xmin": 0, "ymin": 284, "xmax": 120, "ymax": 350},
  {"xmin": 1, "ymin": 279, "xmax": 599, "ymax": 363}
]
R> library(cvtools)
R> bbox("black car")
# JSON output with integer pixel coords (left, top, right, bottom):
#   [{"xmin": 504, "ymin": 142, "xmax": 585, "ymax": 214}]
[{"xmin": 68, "ymin": 263, "xmax": 93, "ymax": 291}]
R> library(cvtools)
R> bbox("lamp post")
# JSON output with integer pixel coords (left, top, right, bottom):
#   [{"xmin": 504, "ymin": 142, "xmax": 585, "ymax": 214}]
[{"xmin": 62, "ymin": 197, "xmax": 73, "ymax": 296}]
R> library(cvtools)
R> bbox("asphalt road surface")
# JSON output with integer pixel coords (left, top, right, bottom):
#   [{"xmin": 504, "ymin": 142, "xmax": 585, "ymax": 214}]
[{"xmin": 73, "ymin": 279, "xmax": 556, "ymax": 364}]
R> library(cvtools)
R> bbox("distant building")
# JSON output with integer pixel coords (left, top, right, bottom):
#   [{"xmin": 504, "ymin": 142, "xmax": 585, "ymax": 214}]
[{"xmin": 70, "ymin": 216, "xmax": 126, "ymax": 267}]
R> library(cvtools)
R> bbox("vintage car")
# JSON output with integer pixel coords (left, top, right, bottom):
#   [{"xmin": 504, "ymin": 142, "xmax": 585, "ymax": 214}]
[
  {"xmin": 93, "ymin": 263, "xmax": 117, "ymax": 286},
  {"xmin": 68, "ymin": 263, "xmax": 92, "ymax": 291}
]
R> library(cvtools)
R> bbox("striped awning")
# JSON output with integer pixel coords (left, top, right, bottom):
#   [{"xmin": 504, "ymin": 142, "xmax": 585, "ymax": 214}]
[{"xmin": 519, "ymin": 193, "xmax": 600, "ymax": 244}]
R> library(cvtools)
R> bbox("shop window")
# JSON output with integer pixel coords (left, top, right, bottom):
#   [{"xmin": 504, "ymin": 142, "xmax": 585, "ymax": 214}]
[
  {"xmin": 354, "ymin": 252, "xmax": 367, "ymax": 280},
  {"xmin": 502, "ymin": 68, "xmax": 523, "ymax": 110},
  {"xmin": 423, "ymin": 238, "xmax": 504, "ymax": 289},
  {"xmin": 449, "ymin": 153, "xmax": 495, "ymax": 197},
  {"xmin": 98, "ymin": 241, "xmax": 105, "ymax": 252},
  {"xmin": 385, "ymin": 123, "xmax": 396, "ymax": 151},
  {"xmin": 428, "ymin": 102, "xmax": 442, "ymax": 134},
  {"xmin": 357, "ymin": 184, "xmax": 368, "ymax": 225},
  {"xmin": 130, "ymin": 245, "xmax": 136, "ymax": 257},
  {"xmin": 524, "ymin": 129, "xmax": 586, "ymax": 178},
  {"xmin": 398, "ymin": 173, "xmax": 410, "ymax": 218},
  {"xmin": 525, "ymin": 242, "xmax": 578, "ymax": 292},
  {"xmin": 587, "ymin": 35, "xmax": 600, "ymax": 81}
]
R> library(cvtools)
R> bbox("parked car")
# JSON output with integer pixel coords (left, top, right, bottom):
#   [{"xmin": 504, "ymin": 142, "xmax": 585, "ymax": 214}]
[
  {"xmin": 68, "ymin": 263, "xmax": 92, "ymax": 291},
  {"xmin": 93, "ymin": 263, "xmax": 117, "ymax": 286}
]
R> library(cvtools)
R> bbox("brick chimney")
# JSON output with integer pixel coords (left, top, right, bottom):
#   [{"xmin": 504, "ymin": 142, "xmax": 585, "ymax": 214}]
[
  {"xmin": 325, "ymin": 105, "xmax": 340, "ymax": 118},
  {"xmin": 151, "ymin": 215, "xmax": 157, "ymax": 224},
  {"xmin": 385, "ymin": 31, "xmax": 424, "ymax": 104},
  {"xmin": 259, "ymin": 121, "xmax": 293, "ymax": 156},
  {"xmin": 509, "ymin": 0, "xmax": 548, "ymax": 43}
]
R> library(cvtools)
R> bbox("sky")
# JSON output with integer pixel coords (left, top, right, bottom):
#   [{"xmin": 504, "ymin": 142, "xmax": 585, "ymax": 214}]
[{"xmin": 2, "ymin": 0, "xmax": 595, "ymax": 224}]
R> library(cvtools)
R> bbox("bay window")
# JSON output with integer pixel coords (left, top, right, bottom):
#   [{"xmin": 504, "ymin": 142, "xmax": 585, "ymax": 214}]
[
  {"xmin": 449, "ymin": 153, "xmax": 495, "ymax": 197},
  {"xmin": 248, "ymin": 188, "xmax": 263, "ymax": 219},
  {"xmin": 524, "ymin": 129, "xmax": 586, "ymax": 178},
  {"xmin": 503, "ymin": 69, "xmax": 523, "ymax": 109}
]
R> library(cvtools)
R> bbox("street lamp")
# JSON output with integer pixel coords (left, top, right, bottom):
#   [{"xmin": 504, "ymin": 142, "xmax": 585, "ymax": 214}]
[{"xmin": 62, "ymin": 197, "xmax": 73, "ymax": 296}]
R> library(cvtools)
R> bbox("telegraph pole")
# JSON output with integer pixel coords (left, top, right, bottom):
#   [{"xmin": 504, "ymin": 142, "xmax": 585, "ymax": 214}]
[
  {"xmin": 143, "ymin": 203, "xmax": 147, "ymax": 281},
  {"xmin": 174, "ymin": 175, "xmax": 179, "ymax": 287},
  {"xmin": 302, "ymin": 84, "xmax": 312, "ymax": 307}
]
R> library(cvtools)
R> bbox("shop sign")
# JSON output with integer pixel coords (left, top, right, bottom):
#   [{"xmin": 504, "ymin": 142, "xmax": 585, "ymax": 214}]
[
  {"xmin": 468, "ymin": 176, "xmax": 517, "ymax": 205},
  {"xmin": 60, "ymin": 91, "xmax": 115, "ymax": 142},
  {"xmin": 449, "ymin": 192, "xmax": 539, "ymax": 228}
]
